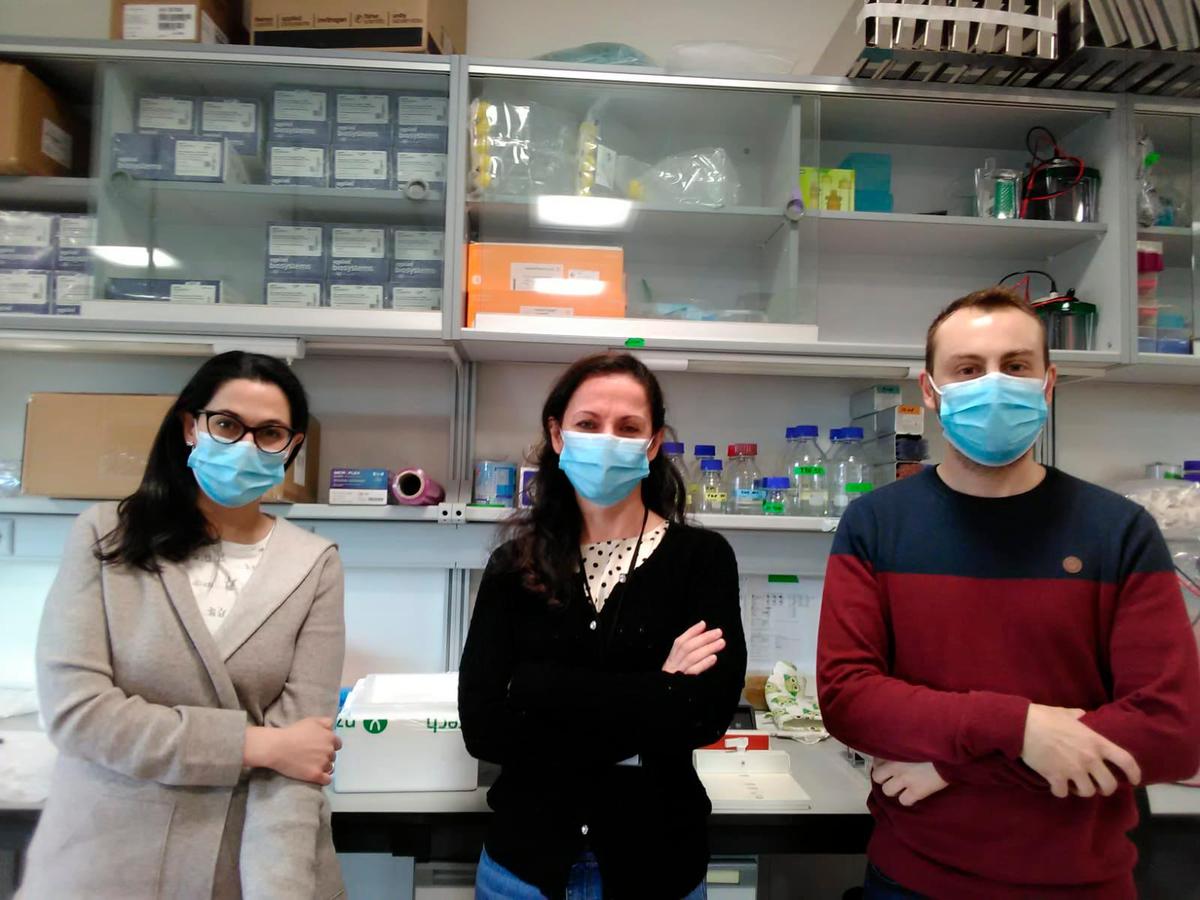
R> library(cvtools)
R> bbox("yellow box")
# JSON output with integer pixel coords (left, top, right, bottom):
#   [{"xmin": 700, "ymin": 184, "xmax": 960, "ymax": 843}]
[
  {"xmin": 799, "ymin": 167, "xmax": 856, "ymax": 212},
  {"xmin": 466, "ymin": 242, "xmax": 626, "ymax": 326}
]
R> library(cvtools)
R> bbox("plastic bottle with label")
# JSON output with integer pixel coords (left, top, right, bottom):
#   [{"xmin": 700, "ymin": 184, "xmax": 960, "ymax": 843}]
[
  {"xmin": 688, "ymin": 443, "xmax": 717, "ymax": 512},
  {"xmin": 830, "ymin": 427, "xmax": 873, "ymax": 515},
  {"xmin": 761, "ymin": 477, "xmax": 794, "ymax": 516},
  {"xmin": 727, "ymin": 443, "xmax": 764, "ymax": 515},
  {"xmin": 788, "ymin": 424, "xmax": 828, "ymax": 516},
  {"xmin": 662, "ymin": 441, "xmax": 688, "ymax": 500},
  {"xmin": 697, "ymin": 458, "xmax": 728, "ymax": 514}
]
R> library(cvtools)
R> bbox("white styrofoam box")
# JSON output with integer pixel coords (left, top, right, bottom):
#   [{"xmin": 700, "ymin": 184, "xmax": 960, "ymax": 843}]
[{"xmin": 334, "ymin": 672, "xmax": 477, "ymax": 793}]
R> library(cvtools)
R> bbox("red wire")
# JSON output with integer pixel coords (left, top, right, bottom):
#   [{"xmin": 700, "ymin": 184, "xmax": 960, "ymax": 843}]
[{"xmin": 1020, "ymin": 153, "xmax": 1086, "ymax": 218}]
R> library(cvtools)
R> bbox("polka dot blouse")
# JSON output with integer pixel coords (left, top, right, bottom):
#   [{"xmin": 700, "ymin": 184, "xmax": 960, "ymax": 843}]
[{"xmin": 581, "ymin": 522, "xmax": 668, "ymax": 612}]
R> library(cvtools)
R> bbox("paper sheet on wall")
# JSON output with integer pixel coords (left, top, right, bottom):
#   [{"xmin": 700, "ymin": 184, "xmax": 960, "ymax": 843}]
[{"xmin": 741, "ymin": 575, "xmax": 824, "ymax": 674}]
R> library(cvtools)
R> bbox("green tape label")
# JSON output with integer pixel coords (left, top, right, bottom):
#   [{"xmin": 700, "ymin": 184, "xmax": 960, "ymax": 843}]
[{"xmin": 625, "ymin": 337, "xmax": 646, "ymax": 348}]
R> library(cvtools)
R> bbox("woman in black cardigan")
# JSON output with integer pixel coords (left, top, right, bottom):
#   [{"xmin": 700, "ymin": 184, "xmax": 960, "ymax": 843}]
[{"xmin": 459, "ymin": 351, "xmax": 747, "ymax": 900}]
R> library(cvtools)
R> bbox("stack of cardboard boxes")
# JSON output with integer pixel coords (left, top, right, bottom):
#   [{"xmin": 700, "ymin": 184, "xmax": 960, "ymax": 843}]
[{"xmin": 0, "ymin": 212, "xmax": 95, "ymax": 315}]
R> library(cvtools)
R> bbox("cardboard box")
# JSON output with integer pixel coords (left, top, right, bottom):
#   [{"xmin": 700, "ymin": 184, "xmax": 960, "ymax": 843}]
[
  {"xmin": 21, "ymin": 392, "xmax": 317, "ymax": 502},
  {"xmin": 394, "ymin": 94, "xmax": 448, "ymax": 151},
  {"xmin": 265, "ymin": 280, "xmax": 323, "ymax": 307},
  {"xmin": 0, "ymin": 269, "xmax": 51, "ymax": 313},
  {"xmin": 112, "ymin": 132, "xmax": 169, "ymax": 179},
  {"xmin": 248, "ymin": 0, "xmax": 466, "ymax": 54},
  {"xmin": 328, "ymin": 225, "xmax": 388, "ymax": 282},
  {"xmin": 393, "ymin": 150, "xmax": 445, "ymax": 199},
  {"xmin": 327, "ymin": 281, "xmax": 384, "ymax": 308},
  {"xmin": 52, "ymin": 271, "xmax": 94, "ymax": 314},
  {"xmin": 136, "ymin": 95, "xmax": 197, "ymax": 134},
  {"xmin": 798, "ymin": 167, "xmax": 855, "ymax": 212},
  {"xmin": 267, "ymin": 223, "xmax": 325, "ymax": 278},
  {"xmin": 0, "ymin": 212, "xmax": 57, "ymax": 270},
  {"xmin": 329, "ymin": 467, "xmax": 390, "ymax": 505},
  {"xmin": 111, "ymin": 0, "xmax": 239, "ymax": 43},
  {"xmin": 0, "ymin": 64, "xmax": 78, "ymax": 177},
  {"xmin": 466, "ymin": 242, "xmax": 626, "ymax": 326},
  {"xmin": 334, "ymin": 91, "xmax": 392, "ymax": 146},
  {"xmin": 107, "ymin": 278, "xmax": 222, "ymax": 303},
  {"xmin": 55, "ymin": 215, "xmax": 96, "ymax": 271},
  {"xmin": 331, "ymin": 147, "xmax": 391, "ymax": 190},
  {"xmin": 268, "ymin": 144, "xmax": 328, "ymax": 186},
  {"xmin": 269, "ymin": 88, "xmax": 332, "ymax": 144},
  {"xmin": 388, "ymin": 227, "xmax": 442, "ymax": 309},
  {"xmin": 199, "ymin": 97, "xmax": 262, "ymax": 156}
]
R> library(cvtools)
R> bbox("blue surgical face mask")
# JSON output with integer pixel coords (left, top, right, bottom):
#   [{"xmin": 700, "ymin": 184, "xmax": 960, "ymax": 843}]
[
  {"xmin": 187, "ymin": 432, "xmax": 286, "ymax": 508},
  {"xmin": 558, "ymin": 430, "xmax": 652, "ymax": 507},
  {"xmin": 930, "ymin": 371, "xmax": 1049, "ymax": 467}
]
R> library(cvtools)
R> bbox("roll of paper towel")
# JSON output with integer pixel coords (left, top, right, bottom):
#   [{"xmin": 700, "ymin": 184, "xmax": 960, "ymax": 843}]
[{"xmin": 390, "ymin": 468, "xmax": 445, "ymax": 506}]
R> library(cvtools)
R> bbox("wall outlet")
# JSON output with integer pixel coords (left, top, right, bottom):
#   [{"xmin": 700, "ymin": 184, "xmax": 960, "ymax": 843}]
[{"xmin": 0, "ymin": 519, "xmax": 12, "ymax": 556}]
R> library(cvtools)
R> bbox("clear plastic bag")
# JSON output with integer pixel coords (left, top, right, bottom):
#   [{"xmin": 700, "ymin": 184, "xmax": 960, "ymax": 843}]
[
  {"xmin": 1116, "ymin": 478, "xmax": 1200, "ymax": 540},
  {"xmin": 666, "ymin": 41, "xmax": 796, "ymax": 76},
  {"xmin": 638, "ymin": 147, "xmax": 741, "ymax": 208},
  {"xmin": 1136, "ymin": 132, "xmax": 1163, "ymax": 229},
  {"xmin": 575, "ymin": 100, "xmax": 648, "ymax": 199},
  {"xmin": 0, "ymin": 459, "xmax": 19, "ymax": 498},
  {"xmin": 469, "ymin": 98, "xmax": 579, "ymax": 198},
  {"xmin": 535, "ymin": 42, "xmax": 654, "ymax": 67}
]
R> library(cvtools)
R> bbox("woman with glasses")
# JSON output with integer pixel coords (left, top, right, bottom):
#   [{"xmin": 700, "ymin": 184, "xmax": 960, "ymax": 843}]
[{"xmin": 18, "ymin": 351, "xmax": 346, "ymax": 900}]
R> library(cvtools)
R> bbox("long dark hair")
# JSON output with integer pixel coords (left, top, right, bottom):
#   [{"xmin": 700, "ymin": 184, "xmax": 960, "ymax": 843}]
[
  {"xmin": 501, "ymin": 352, "xmax": 686, "ymax": 605},
  {"xmin": 97, "ymin": 351, "xmax": 310, "ymax": 572}
]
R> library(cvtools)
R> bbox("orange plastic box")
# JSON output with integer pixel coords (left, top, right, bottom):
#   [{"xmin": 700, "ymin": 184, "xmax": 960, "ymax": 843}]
[{"xmin": 466, "ymin": 242, "xmax": 626, "ymax": 326}]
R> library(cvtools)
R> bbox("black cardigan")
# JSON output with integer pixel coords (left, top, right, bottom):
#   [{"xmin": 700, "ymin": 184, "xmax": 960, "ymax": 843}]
[{"xmin": 458, "ymin": 523, "xmax": 747, "ymax": 900}]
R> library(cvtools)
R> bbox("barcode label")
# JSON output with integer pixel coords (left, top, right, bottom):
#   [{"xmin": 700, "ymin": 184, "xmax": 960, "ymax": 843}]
[{"xmin": 123, "ymin": 5, "xmax": 197, "ymax": 39}]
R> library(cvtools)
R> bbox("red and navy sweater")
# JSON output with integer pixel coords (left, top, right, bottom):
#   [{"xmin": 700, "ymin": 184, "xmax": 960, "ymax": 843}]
[{"xmin": 817, "ymin": 465, "xmax": 1200, "ymax": 900}]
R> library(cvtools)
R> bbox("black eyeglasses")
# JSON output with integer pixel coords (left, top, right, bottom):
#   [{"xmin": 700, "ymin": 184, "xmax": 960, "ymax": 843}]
[{"xmin": 196, "ymin": 410, "xmax": 298, "ymax": 454}]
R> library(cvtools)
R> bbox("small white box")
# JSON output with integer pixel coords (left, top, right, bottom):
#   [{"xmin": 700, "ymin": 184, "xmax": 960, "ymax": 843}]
[
  {"xmin": 327, "ymin": 281, "xmax": 384, "ymax": 309},
  {"xmin": 327, "ymin": 487, "xmax": 388, "ymax": 505},
  {"xmin": 137, "ymin": 95, "xmax": 195, "ymax": 133},
  {"xmin": 854, "ymin": 404, "xmax": 924, "ymax": 438},
  {"xmin": 849, "ymin": 384, "xmax": 902, "ymax": 420},
  {"xmin": 334, "ymin": 673, "xmax": 478, "ymax": 793},
  {"xmin": 266, "ymin": 280, "xmax": 322, "ymax": 308}
]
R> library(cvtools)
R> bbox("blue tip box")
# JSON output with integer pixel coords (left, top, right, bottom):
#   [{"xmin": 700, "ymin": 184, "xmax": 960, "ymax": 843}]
[
  {"xmin": 334, "ymin": 92, "xmax": 392, "ymax": 146},
  {"xmin": 0, "ymin": 269, "xmax": 51, "ymax": 313},
  {"xmin": 331, "ymin": 147, "xmax": 391, "ymax": 190},
  {"xmin": 136, "ymin": 95, "xmax": 196, "ymax": 134},
  {"xmin": 270, "ymin": 88, "xmax": 332, "ymax": 145},
  {"xmin": 199, "ymin": 97, "xmax": 262, "ymax": 157},
  {"xmin": 0, "ymin": 212, "xmax": 56, "ymax": 269},
  {"xmin": 268, "ymin": 144, "xmax": 328, "ymax": 187},
  {"xmin": 329, "ymin": 467, "xmax": 391, "ymax": 505},
  {"xmin": 327, "ymin": 225, "xmax": 388, "ymax": 282},
  {"xmin": 266, "ymin": 223, "xmax": 325, "ymax": 279},
  {"xmin": 55, "ymin": 215, "xmax": 95, "ymax": 271},
  {"xmin": 395, "ymin": 95, "xmax": 448, "ymax": 153}
]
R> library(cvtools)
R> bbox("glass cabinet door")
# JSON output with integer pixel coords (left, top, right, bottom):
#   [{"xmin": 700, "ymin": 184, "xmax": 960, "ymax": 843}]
[
  {"xmin": 90, "ymin": 52, "xmax": 451, "ymax": 336},
  {"xmin": 464, "ymin": 67, "xmax": 817, "ymax": 352},
  {"xmin": 1134, "ymin": 109, "xmax": 1196, "ymax": 360}
]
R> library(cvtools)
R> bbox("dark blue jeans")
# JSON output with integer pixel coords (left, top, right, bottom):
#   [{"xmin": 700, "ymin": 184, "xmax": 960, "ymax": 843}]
[
  {"xmin": 476, "ymin": 847, "xmax": 707, "ymax": 900},
  {"xmin": 863, "ymin": 863, "xmax": 927, "ymax": 900}
]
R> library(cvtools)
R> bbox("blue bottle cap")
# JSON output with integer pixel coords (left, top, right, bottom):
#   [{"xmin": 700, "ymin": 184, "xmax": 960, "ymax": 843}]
[
  {"xmin": 841, "ymin": 427, "xmax": 864, "ymax": 440},
  {"xmin": 794, "ymin": 425, "xmax": 819, "ymax": 438},
  {"xmin": 1184, "ymin": 459, "xmax": 1200, "ymax": 471},
  {"xmin": 694, "ymin": 444, "xmax": 717, "ymax": 457},
  {"xmin": 830, "ymin": 427, "xmax": 844, "ymax": 441},
  {"xmin": 662, "ymin": 441, "xmax": 685, "ymax": 455},
  {"xmin": 700, "ymin": 458, "xmax": 723, "ymax": 471},
  {"xmin": 765, "ymin": 476, "xmax": 791, "ymax": 489},
  {"xmin": 785, "ymin": 426, "xmax": 798, "ymax": 440}
]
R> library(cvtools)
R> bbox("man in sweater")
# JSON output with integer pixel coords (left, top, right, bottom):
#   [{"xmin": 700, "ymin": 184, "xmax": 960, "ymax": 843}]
[{"xmin": 818, "ymin": 287, "xmax": 1200, "ymax": 899}]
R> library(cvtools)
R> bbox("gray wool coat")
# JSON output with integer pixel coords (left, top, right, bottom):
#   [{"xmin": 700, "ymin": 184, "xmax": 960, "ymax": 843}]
[{"xmin": 17, "ymin": 503, "xmax": 346, "ymax": 900}]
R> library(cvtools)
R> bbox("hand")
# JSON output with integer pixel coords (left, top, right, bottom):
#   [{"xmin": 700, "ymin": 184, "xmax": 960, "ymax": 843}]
[
  {"xmin": 1021, "ymin": 704, "xmax": 1141, "ymax": 799},
  {"xmin": 872, "ymin": 760, "xmax": 949, "ymax": 807},
  {"xmin": 662, "ymin": 621, "xmax": 726, "ymax": 676},
  {"xmin": 243, "ymin": 717, "xmax": 343, "ymax": 785}
]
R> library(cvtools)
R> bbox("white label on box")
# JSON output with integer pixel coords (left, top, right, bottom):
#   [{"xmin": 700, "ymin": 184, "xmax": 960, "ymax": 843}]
[
  {"xmin": 169, "ymin": 282, "xmax": 217, "ymax": 304},
  {"xmin": 202, "ymin": 99, "xmax": 255, "ymax": 133},
  {"xmin": 390, "ymin": 287, "xmax": 441, "ymax": 309},
  {"xmin": 595, "ymin": 144, "xmax": 617, "ymax": 190},
  {"xmin": 395, "ymin": 96, "xmax": 448, "ymax": 125},
  {"xmin": 338, "ymin": 94, "xmax": 389, "ymax": 123},
  {"xmin": 269, "ymin": 226, "xmax": 322, "ymax": 256},
  {"xmin": 174, "ymin": 140, "xmax": 221, "ymax": 177},
  {"xmin": 123, "ymin": 4, "xmax": 197, "ymax": 39},
  {"xmin": 395, "ymin": 152, "xmax": 446, "ymax": 182},
  {"xmin": 511, "ymin": 263, "xmax": 562, "ymax": 292},
  {"xmin": 393, "ymin": 230, "xmax": 442, "ymax": 260},
  {"xmin": 55, "ymin": 272, "xmax": 94, "ymax": 302},
  {"xmin": 40, "ymin": 119, "xmax": 73, "ymax": 168},
  {"xmin": 334, "ymin": 149, "xmax": 388, "ymax": 180},
  {"xmin": 266, "ymin": 282, "xmax": 321, "ymax": 307},
  {"xmin": 274, "ymin": 90, "xmax": 327, "ymax": 122},
  {"xmin": 569, "ymin": 269, "xmax": 600, "ymax": 280},
  {"xmin": 58, "ymin": 216, "xmax": 95, "ymax": 247},
  {"xmin": 0, "ymin": 215, "xmax": 52, "ymax": 248},
  {"xmin": 331, "ymin": 228, "xmax": 385, "ymax": 259},
  {"xmin": 292, "ymin": 439, "xmax": 308, "ymax": 487},
  {"xmin": 328, "ymin": 488, "xmax": 388, "ymax": 505},
  {"xmin": 329, "ymin": 284, "xmax": 384, "ymax": 309},
  {"xmin": 520, "ymin": 306, "xmax": 574, "ymax": 317},
  {"xmin": 0, "ymin": 271, "xmax": 49, "ymax": 302},
  {"xmin": 139, "ymin": 96, "xmax": 194, "ymax": 130},
  {"xmin": 271, "ymin": 146, "xmax": 325, "ymax": 177}
]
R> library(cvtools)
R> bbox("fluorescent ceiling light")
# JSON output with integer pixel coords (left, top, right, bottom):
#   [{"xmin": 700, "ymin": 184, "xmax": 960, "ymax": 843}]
[
  {"xmin": 531, "ymin": 277, "xmax": 605, "ymax": 296},
  {"xmin": 535, "ymin": 195, "xmax": 632, "ymax": 229},
  {"xmin": 91, "ymin": 245, "xmax": 180, "ymax": 268}
]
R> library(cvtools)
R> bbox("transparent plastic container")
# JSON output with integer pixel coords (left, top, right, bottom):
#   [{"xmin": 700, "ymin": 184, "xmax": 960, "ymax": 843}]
[
  {"xmin": 788, "ymin": 424, "xmax": 828, "ymax": 517},
  {"xmin": 663, "ymin": 441, "xmax": 688, "ymax": 497},
  {"xmin": 697, "ymin": 458, "xmax": 728, "ymax": 514},
  {"xmin": 727, "ymin": 443, "xmax": 764, "ymax": 515},
  {"xmin": 762, "ymin": 476, "xmax": 794, "ymax": 516},
  {"xmin": 689, "ymin": 443, "xmax": 717, "ymax": 512},
  {"xmin": 830, "ymin": 427, "xmax": 872, "ymax": 515}
]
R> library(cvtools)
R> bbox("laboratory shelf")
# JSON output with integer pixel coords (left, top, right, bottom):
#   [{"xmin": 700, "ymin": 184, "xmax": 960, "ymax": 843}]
[
  {"xmin": 468, "ymin": 198, "xmax": 789, "ymax": 246},
  {"xmin": 461, "ymin": 505, "xmax": 839, "ymax": 534},
  {"xmin": 107, "ymin": 179, "xmax": 446, "ymax": 227},
  {"xmin": 1138, "ymin": 226, "xmax": 1193, "ymax": 269},
  {"xmin": 1107, "ymin": 352, "xmax": 1200, "ymax": 384},
  {"xmin": 0, "ymin": 176, "xmax": 96, "ymax": 210},
  {"xmin": 0, "ymin": 497, "xmax": 446, "ymax": 522},
  {"xmin": 815, "ymin": 211, "xmax": 1108, "ymax": 260}
]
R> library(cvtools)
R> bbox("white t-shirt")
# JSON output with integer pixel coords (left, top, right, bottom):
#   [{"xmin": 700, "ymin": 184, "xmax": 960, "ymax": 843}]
[
  {"xmin": 580, "ymin": 521, "xmax": 668, "ymax": 612},
  {"xmin": 184, "ymin": 526, "xmax": 275, "ymax": 634}
]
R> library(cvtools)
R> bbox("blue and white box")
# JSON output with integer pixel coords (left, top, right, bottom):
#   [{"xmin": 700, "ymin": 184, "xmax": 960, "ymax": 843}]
[
  {"xmin": 332, "ymin": 147, "xmax": 391, "ymax": 190},
  {"xmin": 166, "ymin": 135, "xmax": 247, "ymax": 183},
  {"xmin": 136, "ymin": 95, "xmax": 196, "ymax": 134},
  {"xmin": 0, "ymin": 269, "xmax": 51, "ymax": 313},
  {"xmin": 270, "ymin": 88, "xmax": 332, "ymax": 145},
  {"xmin": 388, "ymin": 227, "xmax": 443, "ymax": 309},
  {"xmin": 199, "ymin": 98, "xmax": 262, "ymax": 156},
  {"xmin": 329, "ymin": 467, "xmax": 391, "ymax": 505},
  {"xmin": 327, "ymin": 225, "xmax": 388, "ymax": 282},
  {"xmin": 0, "ymin": 212, "xmax": 56, "ymax": 269},
  {"xmin": 267, "ymin": 223, "xmax": 324, "ymax": 279},
  {"xmin": 113, "ymin": 132, "xmax": 167, "ymax": 179},
  {"xmin": 335, "ymin": 92, "xmax": 392, "ymax": 146},
  {"xmin": 55, "ymin": 215, "xmax": 95, "ymax": 271},
  {"xmin": 326, "ymin": 281, "xmax": 385, "ymax": 309},
  {"xmin": 108, "ymin": 278, "xmax": 221, "ymax": 304},
  {"xmin": 268, "ymin": 144, "xmax": 328, "ymax": 187},
  {"xmin": 266, "ymin": 280, "xmax": 323, "ymax": 308},
  {"xmin": 394, "ymin": 95, "xmax": 448, "ymax": 152},
  {"xmin": 52, "ymin": 271, "xmax": 93, "ymax": 314},
  {"xmin": 394, "ymin": 151, "xmax": 446, "ymax": 200}
]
